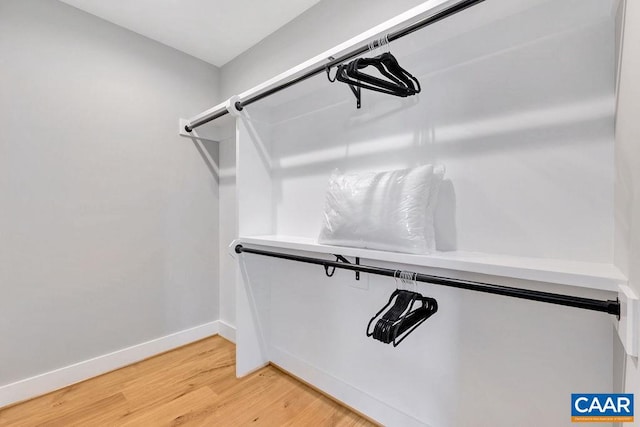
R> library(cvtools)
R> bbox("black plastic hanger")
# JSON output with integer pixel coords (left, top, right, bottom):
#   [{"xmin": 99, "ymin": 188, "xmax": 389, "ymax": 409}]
[
  {"xmin": 337, "ymin": 62, "xmax": 409, "ymax": 95},
  {"xmin": 327, "ymin": 51, "xmax": 421, "ymax": 108},
  {"xmin": 334, "ymin": 62, "xmax": 413, "ymax": 108},
  {"xmin": 347, "ymin": 56, "xmax": 417, "ymax": 95},
  {"xmin": 375, "ymin": 52, "xmax": 421, "ymax": 94},
  {"xmin": 366, "ymin": 289, "xmax": 438, "ymax": 346},
  {"xmin": 347, "ymin": 57, "xmax": 409, "ymax": 93}
]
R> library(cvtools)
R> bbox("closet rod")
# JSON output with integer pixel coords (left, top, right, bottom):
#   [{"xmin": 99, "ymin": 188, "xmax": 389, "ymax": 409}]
[
  {"xmin": 184, "ymin": 0, "xmax": 484, "ymax": 132},
  {"xmin": 234, "ymin": 245, "xmax": 621, "ymax": 317}
]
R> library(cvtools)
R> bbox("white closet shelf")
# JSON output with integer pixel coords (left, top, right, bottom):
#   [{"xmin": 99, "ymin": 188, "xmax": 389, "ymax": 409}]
[{"xmin": 234, "ymin": 235, "xmax": 626, "ymax": 292}]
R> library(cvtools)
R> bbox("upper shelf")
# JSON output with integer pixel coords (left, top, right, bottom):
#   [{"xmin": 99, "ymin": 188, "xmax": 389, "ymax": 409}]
[{"xmin": 234, "ymin": 235, "xmax": 626, "ymax": 292}]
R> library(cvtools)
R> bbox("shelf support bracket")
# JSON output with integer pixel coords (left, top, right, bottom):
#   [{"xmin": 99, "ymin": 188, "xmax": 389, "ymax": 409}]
[{"xmin": 616, "ymin": 284, "xmax": 639, "ymax": 357}]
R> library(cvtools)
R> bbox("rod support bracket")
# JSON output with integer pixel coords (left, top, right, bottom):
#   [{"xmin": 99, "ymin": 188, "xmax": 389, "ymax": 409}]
[
  {"xmin": 235, "ymin": 244, "xmax": 244, "ymax": 254},
  {"xmin": 324, "ymin": 255, "xmax": 360, "ymax": 280}
]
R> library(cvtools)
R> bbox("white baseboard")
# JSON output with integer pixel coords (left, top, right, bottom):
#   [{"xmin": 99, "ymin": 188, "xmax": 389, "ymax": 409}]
[
  {"xmin": 269, "ymin": 346, "xmax": 429, "ymax": 427},
  {"xmin": 0, "ymin": 320, "xmax": 220, "ymax": 409},
  {"xmin": 217, "ymin": 320, "xmax": 236, "ymax": 343}
]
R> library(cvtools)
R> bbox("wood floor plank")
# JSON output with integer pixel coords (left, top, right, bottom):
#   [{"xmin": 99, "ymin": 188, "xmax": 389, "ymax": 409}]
[
  {"xmin": 34, "ymin": 393, "xmax": 129, "ymax": 427},
  {"xmin": 197, "ymin": 368, "xmax": 309, "ymax": 425},
  {"xmin": 120, "ymin": 386, "xmax": 217, "ymax": 426},
  {"xmin": 282, "ymin": 395, "xmax": 371, "ymax": 427},
  {"xmin": 0, "ymin": 336, "xmax": 376, "ymax": 427}
]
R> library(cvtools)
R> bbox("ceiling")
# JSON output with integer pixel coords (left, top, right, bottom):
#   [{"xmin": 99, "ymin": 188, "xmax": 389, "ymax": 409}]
[{"xmin": 58, "ymin": 0, "xmax": 321, "ymax": 67}]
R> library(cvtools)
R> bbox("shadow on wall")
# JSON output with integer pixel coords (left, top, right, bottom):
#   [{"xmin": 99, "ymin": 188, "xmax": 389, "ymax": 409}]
[
  {"xmin": 259, "ymin": 6, "xmax": 614, "ymax": 175},
  {"xmin": 265, "ymin": 97, "xmax": 612, "ymax": 177},
  {"xmin": 238, "ymin": 110, "xmax": 273, "ymax": 174},
  {"xmin": 189, "ymin": 138, "xmax": 220, "ymax": 185},
  {"xmin": 435, "ymin": 180, "xmax": 457, "ymax": 251},
  {"xmin": 259, "ymin": 0, "xmax": 614, "ymax": 163}
]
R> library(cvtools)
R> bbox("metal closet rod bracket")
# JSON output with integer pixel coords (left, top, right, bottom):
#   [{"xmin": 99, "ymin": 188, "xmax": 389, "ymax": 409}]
[
  {"xmin": 184, "ymin": 101, "xmax": 246, "ymax": 132},
  {"xmin": 324, "ymin": 255, "xmax": 360, "ymax": 280}
]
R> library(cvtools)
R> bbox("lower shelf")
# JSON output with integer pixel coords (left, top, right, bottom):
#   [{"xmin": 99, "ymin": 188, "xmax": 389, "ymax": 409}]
[{"xmin": 233, "ymin": 235, "xmax": 626, "ymax": 292}]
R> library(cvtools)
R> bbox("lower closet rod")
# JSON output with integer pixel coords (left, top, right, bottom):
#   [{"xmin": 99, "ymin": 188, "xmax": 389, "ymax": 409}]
[{"xmin": 234, "ymin": 245, "xmax": 620, "ymax": 317}]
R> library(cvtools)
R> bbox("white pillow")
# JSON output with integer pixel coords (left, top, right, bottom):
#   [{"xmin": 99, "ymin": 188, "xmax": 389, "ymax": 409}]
[{"xmin": 318, "ymin": 164, "xmax": 445, "ymax": 254}]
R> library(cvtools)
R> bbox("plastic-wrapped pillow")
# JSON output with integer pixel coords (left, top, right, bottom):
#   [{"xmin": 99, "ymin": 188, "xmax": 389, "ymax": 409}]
[{"xmin": 317, "ymin": 164, "xmax": 445, "ymax": 254}]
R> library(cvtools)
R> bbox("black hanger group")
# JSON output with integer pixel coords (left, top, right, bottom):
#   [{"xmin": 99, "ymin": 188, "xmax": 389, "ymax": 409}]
[
  {"xmin": 366, "ymin": 273, "xmax": 438, "ymax": 347},
  {"xmin": 327, "ymin": 49, "xmax": 421, "ymax": 109}
]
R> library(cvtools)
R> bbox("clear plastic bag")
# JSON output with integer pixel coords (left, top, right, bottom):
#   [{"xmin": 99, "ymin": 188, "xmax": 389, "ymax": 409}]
[{"xmin": 318, "ymin": 164, "xmax": 445, "ymax": 254}]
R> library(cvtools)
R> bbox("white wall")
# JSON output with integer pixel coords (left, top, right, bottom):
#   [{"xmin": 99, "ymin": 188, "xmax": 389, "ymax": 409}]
[
  {"xmin": 218, "ymin": 128, "xmax": 238, "ymax": 335},
  {"xmin": 0, "ymin": 0, "xmax": 221, "ymax": 396},
  {"xmin": 614, "ymin": 0, "xmax": 640, "ymax": 424}
]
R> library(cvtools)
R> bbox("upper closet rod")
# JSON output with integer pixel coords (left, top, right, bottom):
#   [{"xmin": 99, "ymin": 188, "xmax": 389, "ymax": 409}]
[
  {"xmin": 234, "ymin": 245, "xmax": 621, "ymax": 317},
  {"xmin": 184, "ymin": 0, "xmax": 485, "ymax": 132}
]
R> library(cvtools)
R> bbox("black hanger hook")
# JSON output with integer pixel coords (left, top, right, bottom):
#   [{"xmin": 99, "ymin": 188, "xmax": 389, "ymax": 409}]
[
  {"xmin": 326, "ymin": 65, "xmax": 338, "ymax": 83},
  {"xmin": 323, "ymin": 255, "xmax": 359, "ymax": 280},
  {"xmin": 324, "ymin": 264, "xmax": 336, "ymax": 277}
]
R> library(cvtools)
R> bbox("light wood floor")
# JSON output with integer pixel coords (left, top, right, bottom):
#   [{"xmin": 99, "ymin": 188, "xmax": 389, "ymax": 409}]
[{"xmin": 0, "ymin": 336, "xmax": 375, "ymax": 426}]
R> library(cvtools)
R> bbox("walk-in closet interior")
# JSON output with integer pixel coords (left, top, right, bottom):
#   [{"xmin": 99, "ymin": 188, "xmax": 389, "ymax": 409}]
[{"xmin": 1, "ymin": 0, "xmax": 639, "ymax": 425}]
